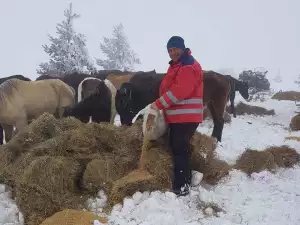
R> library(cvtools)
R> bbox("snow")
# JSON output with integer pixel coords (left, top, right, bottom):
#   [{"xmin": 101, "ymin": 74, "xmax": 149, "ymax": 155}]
[
  {"xmin": 1, "ymin": 94, "xmax": 300, "ymax": 224},
  {"xmin": 105, "ymin": 95, "xmax": 300, "ymax": 225},
  {"xmin": 0, "ymin": 185, "xmax": 23, "ymax": 225}
]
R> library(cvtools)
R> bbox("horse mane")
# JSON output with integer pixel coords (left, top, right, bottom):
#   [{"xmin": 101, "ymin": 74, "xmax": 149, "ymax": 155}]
[
  {"xmin": 128, "ymin": 71, "xmax": 164, "ymax": 90},
  {"xmin": 104, "ymin": 79, "xmax": 117, "ymax": 93},
  {"xmin": 69, "ymin": 86, "xmax": 76, "ymax": 97},
  {"xmin": 92, "ymin": 70, "xmax": 136, "ymax": 80},
  {"xmin": 0, "ymin": 75, "xmax": 31, "ymax": 83},
  {"xmin": 77, "ymin": 77, "xmax": 102, "ymax": 102},
  {"xmin": 0, "ymin": 78, "xmax": 21, "ymax": 107},
  {"xmin": 35, "ymin": 74, "xmax": 56, "ymax": 81}
]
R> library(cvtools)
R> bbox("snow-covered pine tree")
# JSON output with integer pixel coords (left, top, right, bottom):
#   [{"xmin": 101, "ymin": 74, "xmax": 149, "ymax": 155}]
[
  {"xmin": 96, "ymin": 23, "xmax": 141, "ymax": 71},
  {"xmin": 37, "ymin": 3, "xmax": 97, "ymax": 76}
]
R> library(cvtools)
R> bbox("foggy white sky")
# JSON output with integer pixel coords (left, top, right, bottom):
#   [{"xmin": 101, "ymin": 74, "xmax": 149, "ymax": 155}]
[{"xmin": 0, "ymin": 0, "xmax": 299, "ymax": 86}]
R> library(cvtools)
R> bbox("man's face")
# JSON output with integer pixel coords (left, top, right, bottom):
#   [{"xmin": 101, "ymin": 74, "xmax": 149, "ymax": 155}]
[{"xmin": 168, "ymin": 47, "xmax": 183, "ymax": 62}]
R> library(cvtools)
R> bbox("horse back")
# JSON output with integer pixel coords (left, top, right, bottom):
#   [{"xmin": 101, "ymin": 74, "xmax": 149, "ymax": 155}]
[
  {"xmin": 203, "ymin": 72, "xmax": 231, "ymax": 103},
  {"xmin": 106, "ymin": 74, "xmax": 134, "ymax": 90}
]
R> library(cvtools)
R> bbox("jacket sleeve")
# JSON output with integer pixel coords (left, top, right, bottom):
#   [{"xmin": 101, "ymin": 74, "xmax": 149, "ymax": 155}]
[{"xmin": 154, "ymin": 65, "xmax": 199, "ymax": 110}]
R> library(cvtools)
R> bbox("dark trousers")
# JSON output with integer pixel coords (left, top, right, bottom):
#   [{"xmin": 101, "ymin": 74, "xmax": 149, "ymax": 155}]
[{"xmin": 169, "ymin": 122, "xmax": 199, "ymax": 190}]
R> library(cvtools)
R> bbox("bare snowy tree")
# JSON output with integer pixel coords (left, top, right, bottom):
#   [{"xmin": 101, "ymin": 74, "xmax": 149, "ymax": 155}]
[
  {"xmin": 37, "ymin": 3, "xmax": 97, "ymax": 76},
  {"xmin": 96, "ymin": 23, "xmax": 141, "ymax": 71}
]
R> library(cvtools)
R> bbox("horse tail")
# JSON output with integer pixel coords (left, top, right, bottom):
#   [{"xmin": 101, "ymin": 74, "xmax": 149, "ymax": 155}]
[
  {"xmin": 104, "ymin": 79, "xmax": 117, "ymax": 124},
  {"xmin": 77, "ymin": 77, "xmax": 101, "ymax": 103}
]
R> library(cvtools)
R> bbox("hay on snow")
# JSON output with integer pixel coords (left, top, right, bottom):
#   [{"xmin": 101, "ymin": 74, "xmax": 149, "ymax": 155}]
[
  {"xmin": 272, "ymin": 91, "xmax": 300, "ymax": 101},
  {"xmin": 234, "ymin": 149, "xmax": 277, "ymax": 175},
  {"xmin": 265, "ymin": 145, "xmax": 300, "ymax": 168},
  {"xmin": 226, "ymin": 101, "xmax": 275, "ymax": 116},
  {"xmin": 289, "ymin": 113, "xmax": 300, "ymax": 131},
  {"xmin": 40, "ymin": 209, "xmax": 108, "ymax": 225},
  {"xmin": 285, "ymin": 136, "xmax": 300, "ymax": 142},
  {"xmin": 0, "ymin": 113, "xmax": 144, "ymax": 225},
  {"xmin": 2, "ymin": 111, "xmax": 298, "ymax": 224},
  {"xmin": 234, "ymin": 145, "xmax": 300, "ymax": 175},
  {"xmin": 109, "ymin": 132, "xmax": 219, "ymax": 206},
  {"xmin": 0, "ymin": 112, "xmax": 217, "ymax": 223}
]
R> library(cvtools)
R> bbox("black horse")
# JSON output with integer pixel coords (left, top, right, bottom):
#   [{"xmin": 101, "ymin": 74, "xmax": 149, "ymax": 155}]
[
  {"xmin": 0, "ymin": 74, "xmax": 31, "ymax": 144},
  {"xmin": 115, "ymin": 70, "xmax": 232, "ymax": 142},
  {"xmin": 63, "ymin": 81, "xmax": 112, "ymax": 123},
  {"xmin": 115, "ymin": 71, "xmax": 164, "ymax": 125},
  {"xmin": 225, "ymin": 75, "xmax": 249, "ymax": 117}
]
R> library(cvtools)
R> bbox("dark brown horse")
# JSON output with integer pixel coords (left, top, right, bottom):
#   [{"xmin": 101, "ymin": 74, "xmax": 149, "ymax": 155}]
[{"xmin": 115, "ymin": 70, "xmax": 231, "ymax": 142}]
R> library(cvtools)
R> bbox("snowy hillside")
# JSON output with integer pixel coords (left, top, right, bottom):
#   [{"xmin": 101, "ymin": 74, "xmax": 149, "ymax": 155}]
[{"xmin": 1, "ymin": 94, "xmax": 300, "ymax": 225}]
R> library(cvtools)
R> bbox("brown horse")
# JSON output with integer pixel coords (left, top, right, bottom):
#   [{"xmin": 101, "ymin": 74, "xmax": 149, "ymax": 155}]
[
  {"xmin": 115, "ymin": 70, "xmax": 231, "ymax": 142},
  {"xmin": 106, "ymin": 73, "xmax": 135, "ymax": 90},
  {"xmin": 0, "ymin": 78, "xmax": 75, "ymax": 142}
]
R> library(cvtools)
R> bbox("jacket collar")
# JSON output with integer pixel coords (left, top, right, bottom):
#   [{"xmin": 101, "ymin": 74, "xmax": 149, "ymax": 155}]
[{"xmin": 168, "ymin": 48, "xmax": 194, "ymax": 66}]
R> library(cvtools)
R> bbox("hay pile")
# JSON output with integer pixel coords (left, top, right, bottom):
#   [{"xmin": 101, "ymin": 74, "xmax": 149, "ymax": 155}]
[
  {"xmin": 235, "ymin": 145, "xmax": 300, "ymax": 175},
  {"xmin": 108, "ymin": 131, "xmax": 224, "ymax": 206},
  {"xmin": 285, "ymin": 136, "xmax": 300, "ymax": 142},
  {"xmin": 0, "ymin": 112, "xmax": 220, "ymax": 225},
  {"xmin": 226, "ymin": 102, "xmax": 275, "ymax": 116},
  {"xmin": 272, "ymin": 91, "xmax": 300, "ymax": 101},
  {"xmin": 40, "ymin": 209, "xmax": 107, "ymax": 225},
  {"xmin": 1, "ymin": 112, "xmax": 299, "ymax": 225},
  {"xmin": 290, "ymin": 113, "xmax": 300, "ymax": 131},
  {"xmin": 0, "ymin": 113, "xmax": 144, "ymax": 225}
]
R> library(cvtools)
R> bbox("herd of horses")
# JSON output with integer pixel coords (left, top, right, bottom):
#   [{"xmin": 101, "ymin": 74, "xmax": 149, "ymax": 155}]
[{"xmin": 0, "ymin": 70, "xmax": 249, "ymax": 145}]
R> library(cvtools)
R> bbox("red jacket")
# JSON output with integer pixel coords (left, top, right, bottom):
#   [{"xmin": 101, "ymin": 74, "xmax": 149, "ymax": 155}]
[{"xmin": 154, "ymin": 49, "xmax": 204, "ymax": 123}]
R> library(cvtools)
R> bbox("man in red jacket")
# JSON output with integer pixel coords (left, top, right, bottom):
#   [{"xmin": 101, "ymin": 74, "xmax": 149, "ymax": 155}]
[{"xmin": 151, "ymin": 36, "xmax": 204, "ymax": 196}]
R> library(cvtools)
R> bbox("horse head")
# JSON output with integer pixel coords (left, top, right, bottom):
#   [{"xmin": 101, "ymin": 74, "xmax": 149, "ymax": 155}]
[
  {"xmin": 115, "ymin": 82, "xmax": 141, "ymax": 125},
  {"xmin": 238, "ymin": 81, "xmax": 249, "ymax": 100},
  {"xmin": 62, "ymin": 106, "xmax": 73, "ymax": 117}
]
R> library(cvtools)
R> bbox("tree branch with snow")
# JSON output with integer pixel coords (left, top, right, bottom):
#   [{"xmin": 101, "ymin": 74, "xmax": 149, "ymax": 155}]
[
  {"xmin": 96, "ymin": 23, "xmax": 141, "ymax": 71},
  {"xmin": 37, "ymin": 3, "xmax": 97, "ymax": 77}
]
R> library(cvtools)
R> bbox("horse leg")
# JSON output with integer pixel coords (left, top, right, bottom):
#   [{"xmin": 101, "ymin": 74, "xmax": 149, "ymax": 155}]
[
  {"xmin": 0, "ymin": 125, "xmax": 3, "ymax": 145},
  {"xmin": 209, "ymin": 101, "xmax": 225, "ymax": 142},
  {"xmin": 230, "ymin": 92, "xmax": 236, "ymax": 118},
  {"xmin": 207, "ymin": 103, "xmax": 218, "ymax": 140},
  {"xmin": 14, "ymin": 118, "xmax": 28, "ymax": 136},
  {"xmin": 2, "ymin": 124, "xmax": 14, "ymax": 143}
]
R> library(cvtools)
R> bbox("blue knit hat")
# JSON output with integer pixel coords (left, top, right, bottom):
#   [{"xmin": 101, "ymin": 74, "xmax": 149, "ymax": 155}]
[{"xmin": 167, "ymin": 36, "xmax": 185, "ymax": 51}]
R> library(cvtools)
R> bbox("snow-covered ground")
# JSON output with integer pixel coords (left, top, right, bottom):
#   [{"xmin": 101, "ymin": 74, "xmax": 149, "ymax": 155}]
[
  {"xmin": 1, "ymin": 94, "xmax": 300, "ymax": 225},
  {"xmin": 0, "ymin": 185, "xmax": 23, "ymax": 225}
]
